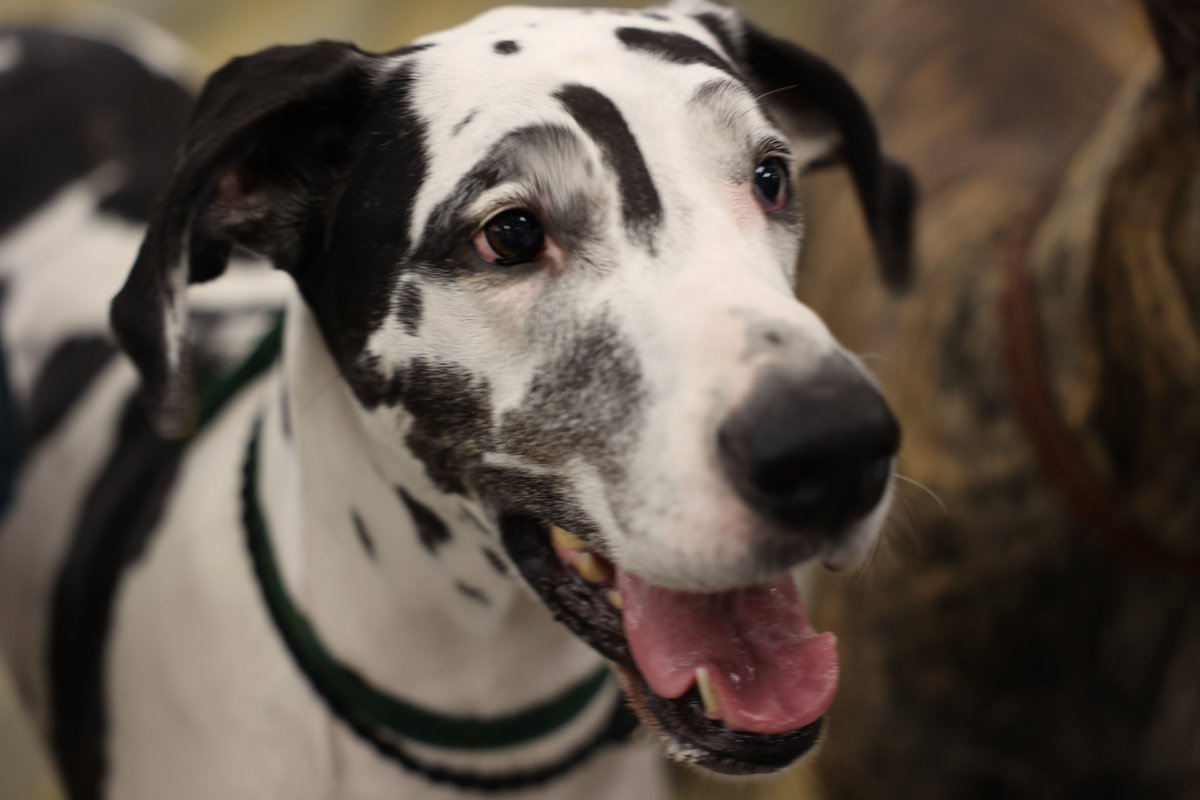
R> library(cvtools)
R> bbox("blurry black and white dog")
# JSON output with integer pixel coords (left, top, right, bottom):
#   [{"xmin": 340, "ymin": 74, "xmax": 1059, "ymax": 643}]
[{"xmin": 0, "ymin": 3, "xmax": 914, "ymax": 798}]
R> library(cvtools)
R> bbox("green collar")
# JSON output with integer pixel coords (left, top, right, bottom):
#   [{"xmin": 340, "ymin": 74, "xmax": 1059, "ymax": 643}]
[
  {"xmin": 240, "ymin": 416, "xmax": 614, "ymax": 751},
  {"xmin": 174, "ymin": 313, "xmax": 632, "ymax": 788}
]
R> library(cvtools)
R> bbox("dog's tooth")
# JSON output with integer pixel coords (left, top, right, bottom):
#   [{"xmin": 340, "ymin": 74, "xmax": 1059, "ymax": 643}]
[
  {"xmin": 791, "ymin": 562, "xmax": 817, "ymax": 597},
  {"xmin": 695, "ymin": 667, "xmax": 721, "ymax": 716},
  {"xmin": 550, "ymin": 524, "xmax": 588, "ymax": 552},
  {"xmin": 606, "ymin": 589, "xmax": 624, "ymax": 610},
  {"xmin": 572, "ymin": 552, "xmax": 608, "ymax": 584}
]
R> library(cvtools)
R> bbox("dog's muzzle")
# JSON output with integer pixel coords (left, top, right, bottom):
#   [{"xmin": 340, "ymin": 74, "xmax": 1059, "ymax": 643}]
[{"xmin": 498, "ymin": 360, "xmax": 899, "ymax": 774}]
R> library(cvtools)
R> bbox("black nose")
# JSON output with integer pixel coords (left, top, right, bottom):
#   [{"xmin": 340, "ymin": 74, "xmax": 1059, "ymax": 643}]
[{"xmin": 718, "ymin": 365, "xmax": 900, "ymax": 531}]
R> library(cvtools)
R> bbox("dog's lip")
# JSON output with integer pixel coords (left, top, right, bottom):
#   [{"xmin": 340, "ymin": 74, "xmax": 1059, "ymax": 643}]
[{"xmin": 498, "ymin": 514, "xmax": 824, "ymax": 774}]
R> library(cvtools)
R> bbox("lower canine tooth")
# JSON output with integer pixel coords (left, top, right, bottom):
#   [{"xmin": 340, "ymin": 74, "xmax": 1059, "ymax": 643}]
[
  {"xmin": 572, "ymin": 552, "xmax": 608, "ymax": 583},
  {"xmin": 696, "ymin": 667, "xmax": 721, "ymax": 716},
  {"xmin": 606, "ymin": 589, "xmax": 624, "ymax": 610},
  {"xmin": 550, "ymin": 524, "xmax": 587, "ymax": 552}
]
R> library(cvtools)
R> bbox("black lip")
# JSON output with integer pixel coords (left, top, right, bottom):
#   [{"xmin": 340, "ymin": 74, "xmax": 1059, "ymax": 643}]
[{"xmin": 499, "ymin": 514, "xmax": 823, "ymax": 775}]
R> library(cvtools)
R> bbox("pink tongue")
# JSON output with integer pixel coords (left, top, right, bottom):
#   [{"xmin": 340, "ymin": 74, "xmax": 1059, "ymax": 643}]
[{"xmin": 616, "ymin": 570, "xmax": 837, "ymax": 734}]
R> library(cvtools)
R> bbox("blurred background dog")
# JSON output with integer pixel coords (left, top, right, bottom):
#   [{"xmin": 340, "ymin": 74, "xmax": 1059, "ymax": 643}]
[{"xmin": 1, "ymin": 0, "xmax": 1194, "ymax": 798}]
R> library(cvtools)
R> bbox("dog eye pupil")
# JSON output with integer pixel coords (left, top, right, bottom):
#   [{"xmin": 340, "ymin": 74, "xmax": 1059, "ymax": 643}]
[
  {"xmin": 483, "ymin": 210, "xmax": 544, "ymax": 265},
  {"xmin": 754, "ymin": 158, "xmax": 789, "ymax": 210}
]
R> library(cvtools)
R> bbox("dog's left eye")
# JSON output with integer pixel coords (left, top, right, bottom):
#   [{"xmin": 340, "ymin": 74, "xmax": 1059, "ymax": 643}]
[
  {"xmin": 474, "ymin": 209, "xmax": 546, "ymax": 266},
  {"xmin": 753, "ymin": 158, "xmax": 790, "ymax": 213}
]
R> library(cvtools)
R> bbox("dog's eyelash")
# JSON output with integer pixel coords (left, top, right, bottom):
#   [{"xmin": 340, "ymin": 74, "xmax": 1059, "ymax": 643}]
[{"xmin": 757, "ymin": 137, "xmax": 794, "ymax": 167}]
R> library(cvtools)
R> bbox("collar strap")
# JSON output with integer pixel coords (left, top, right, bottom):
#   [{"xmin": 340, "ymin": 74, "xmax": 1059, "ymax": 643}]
[
  {"xmin": 1000, "ymin": 195, "xmax": 1200, "ymax": 576},
  {"xmin": 241, "ymin": 418, "xmax": 616, "ymax": 750}
]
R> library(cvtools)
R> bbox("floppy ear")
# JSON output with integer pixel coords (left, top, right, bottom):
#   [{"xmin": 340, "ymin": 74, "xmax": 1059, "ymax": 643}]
[
  {"xmin": 689, "ymin": 6, "xmax": 917, "ymax": 293},
  {"xmin": 111, "ymin": 41, "xmax": 373, "ymax": 437}
]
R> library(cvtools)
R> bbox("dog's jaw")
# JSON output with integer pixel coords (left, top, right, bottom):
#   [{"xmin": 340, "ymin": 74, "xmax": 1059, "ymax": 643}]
[{"xmin": 499, "ymin": 515, "xmax": 839, "ymax": 773}]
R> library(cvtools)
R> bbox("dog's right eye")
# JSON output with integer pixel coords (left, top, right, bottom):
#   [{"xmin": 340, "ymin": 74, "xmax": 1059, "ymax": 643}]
[{"xmin": 474, "ymin": 209, "xmax": 546, "ymax": 266}]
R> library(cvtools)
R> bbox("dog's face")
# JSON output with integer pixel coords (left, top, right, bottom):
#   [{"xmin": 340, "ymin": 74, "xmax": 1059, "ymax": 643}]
[{"xmin": 113, "ymin": 1, "xmax": 913, "ymax": 776}]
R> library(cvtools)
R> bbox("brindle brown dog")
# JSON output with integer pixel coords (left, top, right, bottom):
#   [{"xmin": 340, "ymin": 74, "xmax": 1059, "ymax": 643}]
[{"xmin": 791, "ymin": 1, "xmax": 1200, "ymax": 797}]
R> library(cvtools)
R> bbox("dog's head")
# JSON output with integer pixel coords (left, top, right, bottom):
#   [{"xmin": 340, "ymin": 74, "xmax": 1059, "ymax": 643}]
[{"xmin": 112, "ymin": 1, "xmax": 914, "ymax": 775}]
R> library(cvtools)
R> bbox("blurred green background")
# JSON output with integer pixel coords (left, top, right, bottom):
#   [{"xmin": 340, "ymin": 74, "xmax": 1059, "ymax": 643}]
[{"xmin": 0, "ymin": 2, "xmax": 831, "ymax": 798}]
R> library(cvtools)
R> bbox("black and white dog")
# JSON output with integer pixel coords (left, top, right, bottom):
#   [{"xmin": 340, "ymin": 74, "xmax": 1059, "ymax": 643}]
[{"xmin": 0, "ymin": 3, "xmax": 914, "ymax": 798}]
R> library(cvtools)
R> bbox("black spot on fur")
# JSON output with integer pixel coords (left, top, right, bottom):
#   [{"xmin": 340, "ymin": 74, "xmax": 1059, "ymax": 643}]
[
  {"xmin": 396, "ymin": 281, "xmax": 423, "ymax": 335},
  {"xmin": 452, "ymin": 109, "xmax": 478, "ymax": 136},
  {"xmin": 500, "ymin": 316, "xmax": 644, "ymax": 484},
  {"xmin": 483, "ymin": 547, "xmax": 509, "ymax": 576},
  {"xmin": 0, "ymin": 29, "xmax": 192, "ymax": 234},
  {"xmin": 279, "ymin": 384, "xmax": 292, "ymax": 440},
  {"xmin": 616, "ymin": 27, "xmax": 739, "ymax": 79},
  {"xmin": 351, "ymin": 511, "xmax": 376, "ymax": 559},
  {"xmin": 398, "ymin": 359, "xmax": 495, "ymax": 494},
  {"xmin": 397, "ymin": 487, "xmax": 452, "ymax": 552},
  {"xmin": 493, "ymin": 40, "xmax": 520, "ymax": 55},
  {"xmin": 386, "ymin": 43, "xmax": 434, "ymax": 57},
  {"xmin": 456, "ymin": 580, "xmax": 490, "ymax": 605},
  {"xmin": 26, "ymin": 336, "xmax": 115, "ymax": 449},
  {"xmin": 693, "ymin": 12, "xmax": 739, "ymax": 60},
  {"xmin": 49, "ymin": 395, "xmax": 183, "ymax": 800},
  {"xmin": 556, "ymin": 85, "xmax": 662, "ymax": 247},
  {"xmin": 299, "ymin": 62, "xmax": 430, "ymax": 408}
]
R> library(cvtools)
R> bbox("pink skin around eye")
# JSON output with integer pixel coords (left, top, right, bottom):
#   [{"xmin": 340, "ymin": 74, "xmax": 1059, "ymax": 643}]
[
  {"xmin": 759, "ymin": 186, "xmax": 788, "ymax": 213},
  {"xmin": 754, "ymin": 176, "xmax": 789, "ymax": 214},
  {"xmin": 472, "ymin": 228, "xmax": 564, "ymax": 270},
  {"xmin": 472, "ymin": 229, "xmax": 507, "ymax": 264},
  {"xmin": 728, "ymin": 183, "xmax": 766, "ymax": 229}
]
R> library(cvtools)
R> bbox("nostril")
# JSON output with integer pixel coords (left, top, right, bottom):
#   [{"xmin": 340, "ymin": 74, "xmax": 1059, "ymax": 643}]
[
  {"xmin": 749, "ymin": 455, "xmax": 821, "ymax": 498},
  {"xmin": 746, "ymin": 450, "xmax": 892, "ymax": 528}
]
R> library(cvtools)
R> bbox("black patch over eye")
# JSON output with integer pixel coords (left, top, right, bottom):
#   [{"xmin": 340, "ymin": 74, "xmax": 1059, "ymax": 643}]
[
  {"xmin": 753, "ymin": 158, "xmax": 790, "ymax": 212},
  {"xmin": 478, "ymin": 209, "xmax": 545, "ymax": 265}
]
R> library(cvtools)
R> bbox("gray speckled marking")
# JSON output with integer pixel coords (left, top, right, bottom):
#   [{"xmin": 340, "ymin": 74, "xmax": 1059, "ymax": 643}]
[
  {"xmin": 731, "ymin": 307, "xmax": 809, "ymax": 362},
  {"xmin": 396, "ymin": 281, "xmax": 423, "ymax": 336},
  {"xmin": 499, "ymin": 315, "xmax": 645, "ymax": 483}
]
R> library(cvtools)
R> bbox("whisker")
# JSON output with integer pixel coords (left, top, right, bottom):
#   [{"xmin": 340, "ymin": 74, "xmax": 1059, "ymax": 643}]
[
  {"xmin": 892, "ymin": 473, "xmax": 948, "ymax": 516},
  {"xmin": 754, "ymin": 83, "xmax": 800, "ymax": 102},
  {"xmin": 849, "ymin": 530, "xmax": 884, "ymax": 589},
  {"xmin": 855, "ymin": 351, "xmax": 891, "ymax": 366},
  {"xmin": 849, "ymin": 487, "xmax": 922, "ymax": 588}
]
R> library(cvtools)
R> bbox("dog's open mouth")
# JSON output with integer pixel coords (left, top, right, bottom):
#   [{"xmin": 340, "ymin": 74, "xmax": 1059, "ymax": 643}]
[{"xmin": 500, "ymin": 516, "xmax": 831, "ymax": 774}]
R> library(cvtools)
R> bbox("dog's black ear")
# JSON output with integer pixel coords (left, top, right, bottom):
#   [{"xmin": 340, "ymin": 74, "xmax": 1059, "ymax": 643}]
[
  {"xmin": 692, "ymin": 8, "xmax": 916, "ymax": 293},
  {"xmin": 111, "ymin": 41, "xmax": 372, "ymax": 437}
]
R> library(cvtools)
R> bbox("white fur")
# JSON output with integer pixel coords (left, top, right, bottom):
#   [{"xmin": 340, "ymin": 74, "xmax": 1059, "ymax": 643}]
[
  {"xmin": 365, "ymin": 4, "xmax": 867, "ymax": 591},
  {"xmin": 0, "ymin": 4, "xmax": 895, "ymax": 798}
]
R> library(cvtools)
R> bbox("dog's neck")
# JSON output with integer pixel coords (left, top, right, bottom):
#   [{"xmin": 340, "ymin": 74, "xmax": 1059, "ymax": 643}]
[
  {"xmin": 252, "ymin": 298, "xmax": 604, "ymax": 717},
  {"xmin": 1025, "ymin": 61, "xmax": 1200, "ymax": 549}
]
